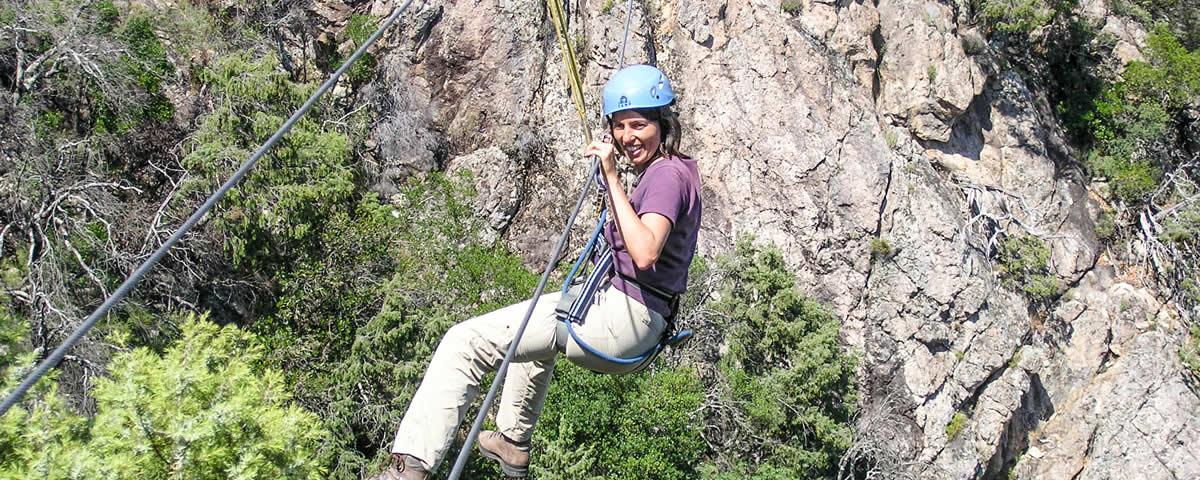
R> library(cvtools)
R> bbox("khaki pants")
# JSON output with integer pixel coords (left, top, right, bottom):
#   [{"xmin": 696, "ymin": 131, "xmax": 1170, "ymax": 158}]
[{"xmin": 390, "ymin": 286, "xmax": 666, "ymax": 471}]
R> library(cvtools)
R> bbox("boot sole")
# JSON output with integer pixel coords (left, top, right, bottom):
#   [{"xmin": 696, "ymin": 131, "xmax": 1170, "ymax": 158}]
[{"xmin": 478, "ymin": 445, "xmax": 529, "ymax": 478}]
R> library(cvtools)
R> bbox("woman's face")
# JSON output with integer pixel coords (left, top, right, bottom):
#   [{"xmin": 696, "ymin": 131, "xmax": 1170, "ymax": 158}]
[{"xmin": 611, "ymin": 110, "xmax": 662, "ymax": 170}]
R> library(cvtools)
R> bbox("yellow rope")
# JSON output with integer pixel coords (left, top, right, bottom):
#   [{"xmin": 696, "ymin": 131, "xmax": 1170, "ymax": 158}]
[{"xmin": 546, "ymin": 0, "xmax": 593, "ymax": 142}]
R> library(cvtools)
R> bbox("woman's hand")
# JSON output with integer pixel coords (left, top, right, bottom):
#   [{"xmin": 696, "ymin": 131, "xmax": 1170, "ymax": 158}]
[{"xmin": 583, "ymin": 137, "xmax": 619, "ymax": 180}]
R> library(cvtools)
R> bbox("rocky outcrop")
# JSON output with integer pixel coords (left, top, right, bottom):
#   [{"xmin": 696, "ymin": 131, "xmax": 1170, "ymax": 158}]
[
  {"xmin": 875, "ymin": 0, "xmax": 986, "ymax": 142},
  {"xmin": 1014, "ymin": 266, "xmax": 1200, "ymax": 479},
  {"xmin": 353, "ymin": 0, "xmax": 1197, "ymax": 477}
]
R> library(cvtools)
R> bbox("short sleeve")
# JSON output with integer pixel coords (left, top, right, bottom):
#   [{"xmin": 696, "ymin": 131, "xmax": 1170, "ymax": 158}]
[{"xmin": 635, "ymin": 166, "xmax": 688, "ymax": 227}]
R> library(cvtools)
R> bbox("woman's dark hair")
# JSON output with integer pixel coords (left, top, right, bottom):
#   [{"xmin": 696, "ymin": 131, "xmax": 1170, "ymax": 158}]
[{"xmin": 609, "ymin": 105, "xmax": 689, "ymax": 160}]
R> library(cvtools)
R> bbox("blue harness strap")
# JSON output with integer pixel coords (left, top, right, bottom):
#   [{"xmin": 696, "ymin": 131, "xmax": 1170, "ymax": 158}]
[{"xmin": 556, "ymin": 212, "xmax": 693, "ymax": 370}]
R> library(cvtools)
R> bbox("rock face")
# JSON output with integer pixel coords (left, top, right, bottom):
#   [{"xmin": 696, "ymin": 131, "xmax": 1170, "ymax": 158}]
[
  {"xmin": 876, "ymin": 0, "xmax": 986, "ymax": 142},
  {"xmin": 353, "ymin": 0, "xmax": 1197, "ymax": 477}
]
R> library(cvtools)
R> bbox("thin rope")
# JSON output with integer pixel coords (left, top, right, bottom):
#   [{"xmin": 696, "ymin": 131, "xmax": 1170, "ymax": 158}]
[
  {"xmin": 446, "ymin": 1, "xmax": 639, "ymax": 477},
  {"xmin": 617, "ymin": 0, "xmax": 635, "ymax": 68},
  {"xmin": 0, "ymin": 0, "xmax": 418, "ymax": 418}
]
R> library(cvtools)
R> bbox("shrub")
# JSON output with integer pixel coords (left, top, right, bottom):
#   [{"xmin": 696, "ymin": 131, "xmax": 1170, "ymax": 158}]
[
  {"xmin": 343, "ymin": 14, "xmax": 380, "ymax": 83},
  {"xmin": 1085, "ymin": 27, "xmax": 1200, "ymax": 206},
  {"xmin": 1181, "ymin": 326, "xmax": 1200, "ymax": 375},
  {"xmin": 870, "ymin": 238, "xmax": 894, "ymax": 262},
  {"xmin": 1095, "ymin": 208, "xmax": 1118, "ymax": 242},
  {"xmin": 1159, "ymin": 206, "xmax": 1200, "ymax": 245},
  {"xmin": 255, "ymin": 174, "xmax": 539, "ymax": 479},
  {"xmin": 979, "ymin": 0, "xmax": 1075, "ymax": 34},
  {"xmin": 945, "ymin": 411, "xmax": 968, "ymax": 440},
  {"xmin": 705, "ymin": 238, "xmax": 858, "ymax": 478},
  {"xmin": 996, "ymin": 234, "xmax": 1060, "ymax": 302},
  {"xmin": 781, "ymin": 0, "xmax": 803, "ymax": 15},
  {"xmin": 184, "ymin": 51, "xmax": 356, "ymax": 269},
  {"xmin": 534, "ymin": 364, "xmax": 706, "ymax": 479},
  {"xmin": 0, "ymin": 315, "xmax": 328, "ymax": 479}
]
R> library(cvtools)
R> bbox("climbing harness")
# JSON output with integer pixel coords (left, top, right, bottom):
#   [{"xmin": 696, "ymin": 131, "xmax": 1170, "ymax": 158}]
[
  {"xmin": 0, "ymin": 0, "xmax": 419, "ymax": 418},
  {"xmin": 552, "ymin": 208, "xmax": 693, "ymax": 370}
]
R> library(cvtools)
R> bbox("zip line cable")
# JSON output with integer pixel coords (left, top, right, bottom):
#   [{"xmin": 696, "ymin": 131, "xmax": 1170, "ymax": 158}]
[
  {"xmin": 0, "ymin": 0, "xmax": 418, "ymax": 418},
  {"xmin": 447, "ymin": 0, "xmax": 638, "ymax": 477}
]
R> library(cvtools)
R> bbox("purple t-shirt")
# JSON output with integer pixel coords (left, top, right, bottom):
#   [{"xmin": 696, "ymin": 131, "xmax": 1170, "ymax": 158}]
[{"xmin": 603, "ymin": 155, "xmax": 702, "ymax": 317}]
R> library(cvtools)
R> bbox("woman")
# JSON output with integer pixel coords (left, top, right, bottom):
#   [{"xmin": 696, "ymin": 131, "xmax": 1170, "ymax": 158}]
[{"xmin": 373, "ymin": 64, "xmax": 702, "ymax": 480}]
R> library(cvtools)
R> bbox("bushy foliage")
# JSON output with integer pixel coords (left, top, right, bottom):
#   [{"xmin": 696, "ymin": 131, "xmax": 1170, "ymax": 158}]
[
  {"xmin": 183, "ymin": 51, "xmax": 356, "ymax": 269},
  {"xmin": 0, "ymin": 315, "xmax": 327, "ymax": 479},
  {"xmin": 1182, "ymin": 326, "xmax": 1200, "ymax": 375},
  {"xmin": 945, "ymin": 411, "xmax": 969, "ymax": 440},
  {"xmin": 702, "ymin": 238, "xmax": 858, "ymax": 479},
  {"xmin": 869, "ymin": 238, "xmax": 894, "ymax": 262},
  {"xmin": 1112, "ymin": 0, "xmax": 1200, "ymax": 50},
  {"xmin": 977, "ymin": 0, "xmax": 1075, "ymax": 34},
  {"xmin": 996, "ymin": 234, "xmax": 1060, "ymax": 302},
  {"xmin": 343, "ymin": 14, "xmax": 380, "ymax": 83},
  {"xmin": 254, "ymin": 173, "xmax": 539, "ymax": 478},
  {"xmin": 534, "ymin": 363, "xmax": 706, "ymax": 479},
  {"xmin": 1085, "ymin": 27, "xmax": 1200, "ymax": 205}
]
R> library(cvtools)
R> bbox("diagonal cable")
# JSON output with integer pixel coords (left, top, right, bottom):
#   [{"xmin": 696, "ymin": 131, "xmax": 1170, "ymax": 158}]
[
  {"xmin": 0, "ymin": 0, "xmax": 419, "ymax": 418},
  {"xmin": 447, "ymin": 0, "xmax": 638, "ymax": 477}
]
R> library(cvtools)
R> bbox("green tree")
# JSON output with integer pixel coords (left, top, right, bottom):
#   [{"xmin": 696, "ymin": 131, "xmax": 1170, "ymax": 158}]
[
  {"xmin": 701, "ymin": 238, "xmax": 859, "ymax": 479},
  {"xmin": 1086, "ymin": 27, "xmax": 1200, "ymax": 205},
  {"xmin": 533, "ymin": 364, "xmax": 706, "ymax": 479},
  {"xmin": 0, "ymin": 315, "xmax": 327, "ymax": 479},
  {"xmin": 183, "ymin": 51, "xmax": 356, "ymax": 270},
  {"xmin": 254, "ymin": 174, "xmax": 539, "ymax": 478}
]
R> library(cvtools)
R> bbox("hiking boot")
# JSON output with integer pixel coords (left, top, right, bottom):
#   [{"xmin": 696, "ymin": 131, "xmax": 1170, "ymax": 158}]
[
  {"xmin": 477, "ymin": 430, "xmax": 531, "ymax": 477},
  {"xmin": 369, "ymin": 453, "xmax": 430, "ymax": 480}
]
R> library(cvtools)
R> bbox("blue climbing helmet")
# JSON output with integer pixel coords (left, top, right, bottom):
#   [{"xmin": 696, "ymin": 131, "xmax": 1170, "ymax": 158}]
[{"xmin": 601, "ymin": 64, "xmax": 675, "ymax": 117}]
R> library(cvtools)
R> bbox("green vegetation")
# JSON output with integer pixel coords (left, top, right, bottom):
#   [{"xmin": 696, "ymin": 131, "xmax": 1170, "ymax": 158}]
[
  {"xmin": 258, "ymin": 174, "xmax": 539, "ymax": 478},
  {"xmin": 945, "ymin": 411, "xmax": 969, "ymax": 440},
  {"xmin": 0, "ymin": 315, "xmax": 327, "ymax": 478},
  {"xmin": 1182, "ymin": 326, "xmax": 1200, "ymax": 375},
  {"xmin": 996, "ymin": 234, "xmax": 1060, "ymax": 302},
  {"xmin": 535, "ymin": 365, "xmax": 705, "ymax": 479},
  {"xmin": 1111, "ymin": 0, "xmax": 1200, "ymax": 49},
  {"xmin": 1095, "ymin": 208, "xmax": 1118, "ymax": 242},
  {"xmin": 701, "ymin": 238, "xmax": 859, "ymax": 478},
  {"xmin": 343, "ymin": 14, "xmax": 380, "ymax": 83},
  {"xmin": 927, "ymin": 65, "xmax": 938, "ymax": 83},
  {"xmin": 782, "ymin": 0, "xmax": 803, "ymax": 15},
  {"xmin": 870, "ymin": 238, "xmax": 894, "ymax": 262},
  {"xmin": 1085, "ymin": 27, "xmax": 1200, "ymax": 205},
  {"xmin": 184, "ymin": 51, "xmax": 356, "ymax": 269},
  {"xmin": 601, "ymin": 0, "xmax": 615, "ymax": 15},
  {"xmin": 979, "ymin": 0, "xmax": 1075, "ymax": 34},
  {"xmin": 884, "ymin": 128, "xmax": 899, "ymax": 149}
]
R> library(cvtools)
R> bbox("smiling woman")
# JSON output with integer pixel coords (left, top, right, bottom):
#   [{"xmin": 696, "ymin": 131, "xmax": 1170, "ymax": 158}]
[{"xmin": 372, "ymin": 64, "xmax": 702, "ymax": 480}]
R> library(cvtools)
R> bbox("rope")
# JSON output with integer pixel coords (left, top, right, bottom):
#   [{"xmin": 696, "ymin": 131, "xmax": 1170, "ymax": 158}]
[
  {"xmin": 0, "ymin": 0, "xmax": 419, "ymax": 418},
  {"xmin": 446, "ymin": 1, "xmax": 638, "ymax": 477},
  {"xmin": 546, "ymin": 0, "xmax": 593, "ymax": 142}
]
